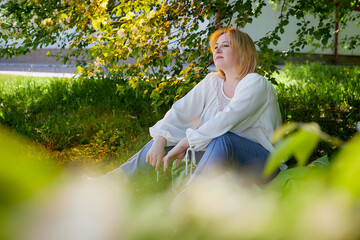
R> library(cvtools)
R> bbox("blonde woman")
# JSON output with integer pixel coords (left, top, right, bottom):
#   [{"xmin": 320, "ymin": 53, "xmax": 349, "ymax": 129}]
[{"xmin": 116, "ymin": 27, "xmax": 282, "ymax": 184}]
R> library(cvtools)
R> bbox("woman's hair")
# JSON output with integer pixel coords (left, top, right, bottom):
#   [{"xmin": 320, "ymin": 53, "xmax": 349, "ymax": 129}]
[{"xmin": 209, "ymin": 27, "xmax": 257, "ymax": 79}]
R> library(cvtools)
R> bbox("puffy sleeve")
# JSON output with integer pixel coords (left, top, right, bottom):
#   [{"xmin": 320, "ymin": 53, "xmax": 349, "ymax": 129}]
[
  {"xmin": 186, "ymin": 73, "xmax": 273, "ymax": 151},
  {"xmin": 149, "ymin": 74, "xmax": 214, "ymax": 146}
]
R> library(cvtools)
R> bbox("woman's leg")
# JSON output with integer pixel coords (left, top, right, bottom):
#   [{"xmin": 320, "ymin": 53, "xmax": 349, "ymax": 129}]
[
  {"xmin": 119, "ymin": 140, "xmax": 175, "ymax": 177},
  {"xmin": 101, "ymin": 140, "xmax": 173, "ymax": 180},
  {"xmin": 119, "ymin": 140, "xmax": 155, "ymax": 177},
  {"xmin": 188, "ymin": 132, "xmax": 273, "ymax": 185}
]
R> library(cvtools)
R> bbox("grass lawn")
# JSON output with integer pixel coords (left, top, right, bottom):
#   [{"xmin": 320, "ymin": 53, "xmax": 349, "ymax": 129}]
[
  {"xmin": 0, "ymin": 74, "xmax": 54, "ymax": 94},
  {"xmin": 0, "ymin": 73, "xmax": 157, "ymax": 174},
  {"xmin": 0, "ymin": 62, "xmax": 359, "ymax": 173}
]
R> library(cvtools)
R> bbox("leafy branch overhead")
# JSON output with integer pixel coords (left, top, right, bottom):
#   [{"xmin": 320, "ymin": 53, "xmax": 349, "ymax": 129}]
[{"xmin": 0, "ymin": 0, "xmax": 359, "ymax": 105}]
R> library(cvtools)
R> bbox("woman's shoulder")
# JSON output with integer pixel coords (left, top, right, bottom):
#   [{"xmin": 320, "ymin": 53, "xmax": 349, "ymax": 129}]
[
  {"xmin": 235, "ymin": 72, "xmax": 273, "ymax": 93},
  {"xmin": 242, "ymin": 72, "xmax": 267, "ymax": 82},
  {"xmin": 197, "ymin": 72, "xmax": 222, "ymax": 88},
  {"xmin": 241, "ymin": 72, "xmax": 273, "ymax": 87},
  {"xmin": 204, "ymin": 72, "xmax": 222, "ymax": 82}
]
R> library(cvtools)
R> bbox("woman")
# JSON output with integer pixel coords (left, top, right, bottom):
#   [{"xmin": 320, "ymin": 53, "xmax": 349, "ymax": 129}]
[{"xmin": 116, "ymin": 27, "xmax": 282, "ymax": 184}]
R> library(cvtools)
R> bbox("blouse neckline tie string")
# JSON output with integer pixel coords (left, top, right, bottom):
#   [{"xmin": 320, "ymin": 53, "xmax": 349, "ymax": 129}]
[{"xmin": 184, "ymin": 147, "xmax": 196, "ymax": 176}]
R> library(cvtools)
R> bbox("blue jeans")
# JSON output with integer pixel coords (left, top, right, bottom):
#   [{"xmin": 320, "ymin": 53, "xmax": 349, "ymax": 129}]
[{"xmin": 119, "ymin": 132, "xmax": 274, "ymax": 184}]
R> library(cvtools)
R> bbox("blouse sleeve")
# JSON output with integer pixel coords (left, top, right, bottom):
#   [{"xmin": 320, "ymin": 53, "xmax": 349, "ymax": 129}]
[
  {"xmin": 149, "ymin": 74, "xmax": 213, "ymax": 146},
  {"xmin": 186, "ymin": 73, "xmax": 273, "ymax": 151}
]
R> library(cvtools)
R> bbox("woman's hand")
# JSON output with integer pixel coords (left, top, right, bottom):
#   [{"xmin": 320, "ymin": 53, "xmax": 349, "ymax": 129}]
[
  {"xmin": 146, "ymin": 136, "xmax": 167, "ymax": 171},
  {"xmin": 163, "ymin": 138, "xmax": 189, "ymax": 172}
]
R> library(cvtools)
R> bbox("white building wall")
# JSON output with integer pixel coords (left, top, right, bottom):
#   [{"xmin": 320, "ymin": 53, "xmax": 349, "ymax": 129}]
[
  {"xmin": 241, "ymin": 1, "xmax": 360, "ymax": 56},
  {"xmin": 338, "ymin": 11, "xmax": 360, "ymax": 55}
]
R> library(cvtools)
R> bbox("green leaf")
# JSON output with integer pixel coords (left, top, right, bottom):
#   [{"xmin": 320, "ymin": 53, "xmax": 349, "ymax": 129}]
[
  {"xmin": 293, "ymin": 129, "xmax": 319, "ymax": 166},
  {"xmin": 116, "ymin": 7, "xmax": 122, "ymax": 16},
  {"xmin": 321, "ymin": 37, "xmax": 328, "ymax": 46},
  {"xmin": 264, "ymin": 135, "xmax": 298, "ymax": 177},
  {"xmin": 264, "ymin": 126, "xmax": 319, "ymax": 177},
  {"xmin": 271, "ymin": 122, "xmax": 299, "ymax": 143},
  {"xmin": 144, "ymin": 5, "xmax": 150, "ymax": 13},
  {"xmin": 330, "ymin": 133, "xmax": 360, "ymax": 197},
  {"xmin": 165, "ymin": 54, "xmax": 172, "ymax": 65}
]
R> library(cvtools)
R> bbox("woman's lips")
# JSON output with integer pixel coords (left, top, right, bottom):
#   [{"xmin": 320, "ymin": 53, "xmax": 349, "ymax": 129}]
[{"xmin": 216, "ymin": 56, "xmax": 223, "ymax": 59}]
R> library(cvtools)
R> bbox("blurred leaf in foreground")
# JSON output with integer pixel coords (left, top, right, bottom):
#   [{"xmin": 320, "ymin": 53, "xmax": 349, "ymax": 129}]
[
  {"xmin": 0, "ymin": 124, "xmax": 61, "ymax": 239},
  {"xmin": 264, "ymin": 122, "xmax": 343, "ymax": 177},
  {"xmin": 330, "ymin": 133, "xmax": 360, "ymax": 197}
]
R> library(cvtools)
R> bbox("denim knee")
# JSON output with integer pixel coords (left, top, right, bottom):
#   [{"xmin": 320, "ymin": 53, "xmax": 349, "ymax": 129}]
[
  {"xmin": 203, "ymin": 133, "xmax": 235, "ymax": 166},
  {"xmin": 207, "ymin": 132, "xmax": 270, "ymax": 167},
  {"xmin": 208, "ymin": 132, "xmax": 234, "ymax": 149}
]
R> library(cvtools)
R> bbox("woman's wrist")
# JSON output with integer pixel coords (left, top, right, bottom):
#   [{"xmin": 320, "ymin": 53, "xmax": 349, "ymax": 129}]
[
  {"xmin": 153, "ymin": 135, "xmax": 167, "ymax": 146},
  {"xmin": 180, "ymin": 137, "xmax": 190, "ymax": 150}
]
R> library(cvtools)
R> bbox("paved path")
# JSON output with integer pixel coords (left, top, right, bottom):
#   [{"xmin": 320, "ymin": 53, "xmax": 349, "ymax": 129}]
[
  {"xmin": 0, "ymin": 62, "xmax": 286, "ymax": 78},
  {"xmin": 0, "ymin": 63, "xmax": 77, "ymax": 78}
]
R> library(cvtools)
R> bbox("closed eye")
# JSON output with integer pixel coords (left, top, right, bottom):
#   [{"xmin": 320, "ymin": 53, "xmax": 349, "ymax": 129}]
[{"xmin": 214, "ymin": 44, "xmax": 229, "ymax": 50}]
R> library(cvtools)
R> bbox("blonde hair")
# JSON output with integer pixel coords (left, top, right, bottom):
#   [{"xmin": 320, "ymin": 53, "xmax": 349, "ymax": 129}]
[{"xmin": 209, "ymin": 27, "xmax": 257, "ymax": 79}]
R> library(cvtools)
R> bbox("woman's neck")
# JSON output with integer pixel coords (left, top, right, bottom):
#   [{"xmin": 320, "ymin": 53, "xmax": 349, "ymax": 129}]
[{"xmin": 223, "ymin": 70, "xmax": 240, "ymax": 83}]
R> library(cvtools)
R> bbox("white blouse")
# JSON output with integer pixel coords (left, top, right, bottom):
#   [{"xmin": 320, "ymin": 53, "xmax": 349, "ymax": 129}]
[
  {"xmin": 149, "ymin": 72, "xmax": 282, "ymax": 152},
  {"xmin": 217, "ymin": 79, "xmax": 232, "ymax": 111}
]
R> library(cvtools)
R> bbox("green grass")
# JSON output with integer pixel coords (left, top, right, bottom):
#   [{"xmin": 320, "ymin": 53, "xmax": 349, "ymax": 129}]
[
  {"xmin": 274, "ymin": 62, "xmax": 360, "ymax": 161},
  {"xmin": 0, "ymin": 74, "xmax": 54, "ymax": 93},
  {"xmin": 0, "ymin": 74, "xmax": 164, "ymax": 173},
  {"xmin": 0, "ymin": 62, "xmax": 359, "ymax": 171}
]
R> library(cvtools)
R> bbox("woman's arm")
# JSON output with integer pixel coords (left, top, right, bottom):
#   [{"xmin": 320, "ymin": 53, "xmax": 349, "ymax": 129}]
[
  {"xmin": 149, "ymin": 73, "xmax": 215, "ymax": 146},
  {"xmin": 146, "ymin": 135, "xmax": 167, "ymax": 171},
  {"xmin": 186, "ymin": 74, "xmax": 273, "ymax": 151},
  {"xmin": 162, "ymin": 137, "xmax": 189, "ymax": 171}
]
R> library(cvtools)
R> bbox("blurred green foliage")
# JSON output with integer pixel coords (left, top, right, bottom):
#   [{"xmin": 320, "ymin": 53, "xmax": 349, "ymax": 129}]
[
  {"xmin": 1, "ymin": 124, "xmax": 360, "ymax": 240},
  {"xmin": 0, "ymin": 125, "xmax": 60, "ymax": 240}
]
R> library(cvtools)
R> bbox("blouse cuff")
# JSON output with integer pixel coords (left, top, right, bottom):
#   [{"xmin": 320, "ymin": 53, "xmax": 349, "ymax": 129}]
[
  {"xmin": 186, "ymin": 128, "xmax": 211, "ymax": 152},
  {"xmin": 149, "ymin": 127, "xmax": 178, "ymax": 146}
]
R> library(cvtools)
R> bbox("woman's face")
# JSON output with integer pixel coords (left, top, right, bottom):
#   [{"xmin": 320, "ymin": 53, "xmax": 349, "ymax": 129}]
[{"xmin": 213, "ymin": 33, "xmax": 238, "ymax": 72}]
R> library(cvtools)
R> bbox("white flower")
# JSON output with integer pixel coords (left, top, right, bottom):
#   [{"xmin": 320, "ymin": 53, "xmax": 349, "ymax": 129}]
[
  {"xmin": 126, "ymin": 12, "xmax": 135, "ymax": 19},
  {"xmin": 59, "ymin": 20, "xmax": 65, "ymax": 29},
  {"xmin": 0, "ymin": 27, "xmax": 10, "ymax": 35},
  {"xmin": 42, "ymin": 18, "xmax": 52, "ymax": 26},
  {"xmin": 117, "ymin": 29, "xmax": 125, "ymax": 38},
  {"xmin": 31, "ymin": 15, "xmax": 39, "ymax": 28},
  {"xmin": 94, "ymin": 57, "xmax": 105, "ymax": 68},
  {"xmin": 131, "ymin": 26, "xmax": 139, "ymax": 35},
  {"xmin": 147, "ymin": 10, "xmax": 156, "ymax": 19},
  {"xmin": 144, "ymin": 26, "xmax": 151, "ymax": 32}
]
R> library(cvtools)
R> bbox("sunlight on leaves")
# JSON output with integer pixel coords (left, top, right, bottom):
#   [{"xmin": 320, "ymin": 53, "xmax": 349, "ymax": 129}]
[
  {"xmin": 264, "ymin": 122, "xmax": 343, "ymax": 177},
  {"xmin": 330, "ymin": 133, "xmax": 360, "ymax": 197}
]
